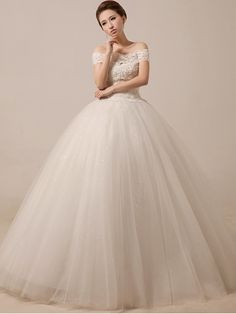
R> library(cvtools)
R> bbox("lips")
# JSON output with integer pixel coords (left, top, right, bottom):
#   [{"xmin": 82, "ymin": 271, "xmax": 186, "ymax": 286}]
[{"xmin": 111, "ymin": 29, "xmax": 117, "ymax": 34}]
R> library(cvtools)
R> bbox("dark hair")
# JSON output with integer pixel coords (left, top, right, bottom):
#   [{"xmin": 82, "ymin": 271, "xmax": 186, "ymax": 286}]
[{"xmin": 96, "ymin": 1, "xmax": 127, "ymax": 28}]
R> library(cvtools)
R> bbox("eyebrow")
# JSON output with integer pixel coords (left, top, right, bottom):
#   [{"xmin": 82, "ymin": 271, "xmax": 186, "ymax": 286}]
[{"xmin": 100, "ymin": 15, "xmax": 116, "ymax": 24}]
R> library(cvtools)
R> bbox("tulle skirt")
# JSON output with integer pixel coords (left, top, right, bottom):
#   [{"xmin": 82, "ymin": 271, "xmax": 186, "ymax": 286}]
[{"xmin": 0, "ymin": 92, "xmax": 236, "ymax": 312}]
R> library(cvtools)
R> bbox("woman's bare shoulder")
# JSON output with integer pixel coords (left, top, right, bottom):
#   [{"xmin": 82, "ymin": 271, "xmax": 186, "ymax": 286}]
[
  {"xmin": 93, "ymin": 43, "xmax": 106, "ymax": 53},
  {"xmin": 93, "ymin": 41, "xmax": 148, "ymax": 54},
  {"xmin": 134, "ymin": 41, "xmax": 149, "ymax": 50}
]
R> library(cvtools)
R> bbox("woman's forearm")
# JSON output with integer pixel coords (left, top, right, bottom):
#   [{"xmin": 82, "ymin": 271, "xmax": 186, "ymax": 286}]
[
  {"xmin": 112, "ymin": 76, "xmax": 148, "ymax": 93},
  {"xmin": 96, "ymin": 53, "xmax": 112, "ymax": 89}
]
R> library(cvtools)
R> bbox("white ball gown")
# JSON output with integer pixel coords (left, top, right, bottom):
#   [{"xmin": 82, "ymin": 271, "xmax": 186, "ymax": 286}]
[{"xmin": 0, "ymin": 47, "xmax": 236, "ymax": 312}]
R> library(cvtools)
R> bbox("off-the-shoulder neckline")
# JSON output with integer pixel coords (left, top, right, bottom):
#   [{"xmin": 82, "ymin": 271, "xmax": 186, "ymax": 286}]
[{"xmin": 93, "ymin": 48, "xmax": 148, "ymax": 56}]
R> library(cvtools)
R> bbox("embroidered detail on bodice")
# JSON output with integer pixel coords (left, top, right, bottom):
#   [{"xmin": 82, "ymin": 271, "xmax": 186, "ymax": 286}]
[
  {"xmin": 92, "ymin": 48, "xmax": 149, "ymax": 83},
  {"xmin": 92, "ymin": 48, "xmax": 149, "ymax": 100}
]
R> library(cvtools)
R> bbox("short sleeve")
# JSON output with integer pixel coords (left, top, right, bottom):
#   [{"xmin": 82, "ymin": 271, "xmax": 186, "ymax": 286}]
[
  {"xmin": 136, "ymin": 49, "xmax": 149, "ymax": 62},
  {"xmin": 92, "ymin": 51, "xmax": 104, "ymax": 65}
]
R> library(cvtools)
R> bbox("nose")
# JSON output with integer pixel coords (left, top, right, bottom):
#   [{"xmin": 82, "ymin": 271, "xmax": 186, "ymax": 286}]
[{"xmin": 108, "ymin": 21, "xmax": 114, "ymax": 29}]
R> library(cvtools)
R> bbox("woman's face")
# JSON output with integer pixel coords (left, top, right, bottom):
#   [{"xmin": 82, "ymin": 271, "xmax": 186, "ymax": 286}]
[{"xmin": 99, "ymin": 9, "xmax": 125, "ymax": 38}]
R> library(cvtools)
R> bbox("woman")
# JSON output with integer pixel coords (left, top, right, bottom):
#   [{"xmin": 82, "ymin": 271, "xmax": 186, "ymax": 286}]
[{"xmin": 0, "ymin": 0, "xmax": 235, "ymax": 312}]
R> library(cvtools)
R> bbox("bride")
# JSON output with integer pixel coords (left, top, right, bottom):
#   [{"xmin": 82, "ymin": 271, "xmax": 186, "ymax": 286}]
[{"xmin": 0, "ymin": 0, "xmax": 236, "ymax": 312}]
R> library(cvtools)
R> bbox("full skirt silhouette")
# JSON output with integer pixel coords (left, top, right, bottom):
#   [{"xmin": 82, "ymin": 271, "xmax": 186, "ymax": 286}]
[{"xmin": 0, "ymin": 92, "xmax": 236, "ymax": 312}]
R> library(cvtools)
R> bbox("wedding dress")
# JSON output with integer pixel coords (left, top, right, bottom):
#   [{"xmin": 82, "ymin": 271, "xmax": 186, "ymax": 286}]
[{"xmin": 0, "ymin": 47, "xmax": 235, "ymax": 312}]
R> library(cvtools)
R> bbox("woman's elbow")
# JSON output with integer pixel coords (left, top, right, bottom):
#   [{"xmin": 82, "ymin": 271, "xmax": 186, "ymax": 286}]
[
  {"xmin": 141, "ymin": 78, "xmax": 149, "ymax": 86},
  {"xmin": 94, "ymin": 77, "xmax": 108, "ymax": 90},
  {"xmin": 96, "ymin": 84, "xmax": 105, "ymax": 90},
  {"xmin": 139, "ymin": 74, "xmax": 149, "ymax": 86},
  {"xmin": 95, "ymin": 80, "xmax": 106, "ymax": 90}
]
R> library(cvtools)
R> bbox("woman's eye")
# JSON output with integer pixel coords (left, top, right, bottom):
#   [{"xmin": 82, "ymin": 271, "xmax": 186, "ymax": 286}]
[{"xmin": 101, "ymin": 17, "xmax": 115, "ymax": 26}]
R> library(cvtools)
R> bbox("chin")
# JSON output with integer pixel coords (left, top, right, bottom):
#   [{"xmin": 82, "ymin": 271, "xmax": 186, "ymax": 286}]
[{"xmin": 112, "ymin": 33, "xmax": 119, "ymax": 38}]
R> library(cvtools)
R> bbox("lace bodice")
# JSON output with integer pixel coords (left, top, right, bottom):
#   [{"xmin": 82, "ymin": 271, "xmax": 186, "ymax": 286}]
[{"xmin": 92, "ymin": 48, "xmax": 149, "ymax": 100}]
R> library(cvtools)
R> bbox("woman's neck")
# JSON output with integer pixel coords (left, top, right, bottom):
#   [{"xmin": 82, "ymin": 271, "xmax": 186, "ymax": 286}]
[{"xmin": 113, "ymin": 32, "xmax": 133, "ymax": 48}]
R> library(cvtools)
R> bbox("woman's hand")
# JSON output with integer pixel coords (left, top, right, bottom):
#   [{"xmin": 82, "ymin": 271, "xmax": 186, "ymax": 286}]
[
  {"xmin": 94, "ymin": 85, "xmax": 115, "ymax": 99},
  {"xmin": 105, "ymin": 39, "xmax": 115, "ymax": 56}
]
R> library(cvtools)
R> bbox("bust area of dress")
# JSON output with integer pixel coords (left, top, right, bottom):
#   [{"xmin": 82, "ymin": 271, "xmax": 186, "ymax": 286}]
[{"xmin": 92, "ymin": 45, "xmax": 150, "ymax": 100}]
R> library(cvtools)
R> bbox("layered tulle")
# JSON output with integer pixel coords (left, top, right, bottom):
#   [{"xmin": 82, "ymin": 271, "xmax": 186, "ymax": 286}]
[{"xmin": 0, "ymin": 92, "xmax": 236, "ymax": 312}]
